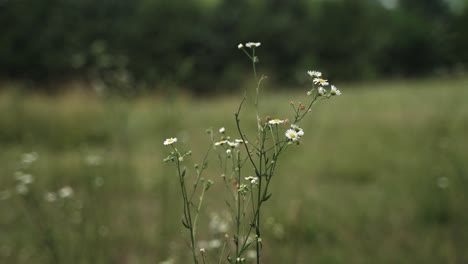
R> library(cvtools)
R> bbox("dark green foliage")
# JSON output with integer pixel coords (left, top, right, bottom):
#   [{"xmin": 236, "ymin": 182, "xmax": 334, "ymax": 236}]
[{"xmin": 0, "ymin": 0, "xmax": 467, "ymax": 93}]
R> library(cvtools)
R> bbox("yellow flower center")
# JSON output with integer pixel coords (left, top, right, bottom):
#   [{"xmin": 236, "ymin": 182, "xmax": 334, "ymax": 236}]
[{"xmin": 288, "ymin": 132, "xmax": 296, "ymax": 138}]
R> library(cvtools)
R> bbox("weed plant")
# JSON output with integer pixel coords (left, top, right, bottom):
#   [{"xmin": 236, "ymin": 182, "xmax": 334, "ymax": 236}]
[{"xmin": 163, "ymin": 42, "xmax": 342, "ymax": 263}]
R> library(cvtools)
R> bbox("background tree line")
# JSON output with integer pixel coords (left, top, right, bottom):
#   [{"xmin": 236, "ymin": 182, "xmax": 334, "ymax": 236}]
[{"xmin": 1, "ymin": 0, "xmax": 467, "ymax": 94}]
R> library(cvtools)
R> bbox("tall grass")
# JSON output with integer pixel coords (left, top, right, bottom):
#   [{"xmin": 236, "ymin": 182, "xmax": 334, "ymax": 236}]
[{"xmin": 0, "ymin": 77, "xmax": 467, "ymax": 263}]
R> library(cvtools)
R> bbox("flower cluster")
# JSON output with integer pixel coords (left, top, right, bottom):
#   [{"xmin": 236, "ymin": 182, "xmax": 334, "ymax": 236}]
[
  {"xmin": 238, "ymin": 42, "xmax": 261, "ymax": 49},
  {"xmin": 162, "ymin": 42, "xmax": 342, "ymax": 264},
  {"xmin": 245, "ymin": 176, "xmax": 259, "ymax": 185},
  {"xmin": 307, "ymin": 70, "xmax": 341, "ymax": 97},
  {"xmin": 268, "ymin": 118, "xmax": 285, "ymax": 125},
  {"xmin": 44, "ymin": 186, "xmax": 74, "ymax": 202},
  {"xmin": 163, "ymin": 137, "xmax": 177, "ymax": 145},
  {"xmin": 15, "ymin": 172, "xmax": 34, "ymax": 195},
  {"xmin": 211, "ymin": 128, "xmax": 249, "ymax": 156},
  {"xmin": 285, "ymin": 124, "xmax": 304, "ymax": 142}
]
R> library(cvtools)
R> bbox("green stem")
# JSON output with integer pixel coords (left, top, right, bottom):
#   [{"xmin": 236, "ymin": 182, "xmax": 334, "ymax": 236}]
[
  {"xmin": 193, "ymin": 184, "xmax": 207, "ymax": 239},
  {"xmin": 236, "ymin": 151, "xmax": 242, "ymax": 258},
  {"xmin": 174, "ymin": 148, "xmax": 199, "ymax": 264}
]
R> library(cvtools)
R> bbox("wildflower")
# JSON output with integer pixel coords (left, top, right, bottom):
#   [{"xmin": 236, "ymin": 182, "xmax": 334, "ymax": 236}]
[
  {"xmin": 215, "ymin": 140, "xmax": 228, "ymax": 146},
  {"xmin": 234, "ymin": 139, "xmax": 247, "ymax": 144},
  {"xmin": 21, "ymin": 152, "xmax": 38, "ymax": 164},
  {"xmin": 291, "ymin": 124, "xmax": 304, "ymax": 137},
  {"xmin": 238, "ymin": 184, "xmax": 249, "ymax": 195},
  {"xmin": 313, "ymin": 78, "xmax": 329, "ymax": 86},
  {"xmin": 44, "ymin": 192, "xmax": 57, "ymax": 202},
  {"xmin": 226, "ymin": 149, "xmax": 232, "ymax": 155},
  {"xmin": 236, "ymin": 257, "xmax": 246, "ymax": 263},
  {"xmin": 219, "ymin": 127, "xmax": 225, "ymax": 133},
  {"xmin": 331, "ymin": 85, "xmax": 341, "ymax": 96},
  {"xmin": 237, "ymin": 43, "xmax": 243, "ymax": 49},
  {"xmin": 307, "ymin": 70, "xmax": 322, "ymax": 78},
  {"xmin": 58, "ymin": 186, "xmax": 74, "ymax": 198},
  {"xmin": 245, "ymin": 42, "xmax": 261, "ymax": 48},
  {"xmin": 285, "ymin": 129, "xmax": 299, "ymax": 141},
  {"xmin": 245, "ymin": 176, "xmax": 258, "ymax": 184},
  {"xmin": 268, "ymin": 119, "xmax": 284, "ymax": 125},
  {"xmin": 200, "ymin": 248, "xmax": 206, "ymax": 253},
  {"xmin": 227, "ymin": 141, "xmax": 239, "ymax": 148},
  {"xmin": 318, "ymin": 87, "xmax": 326, "ymax": 96},
  {"xmin": 15, "ymin": 173, "xmax": 34, "ymax": 185},
  {"xmin": 163, "ymin": 137, "xmax": 177, "ymax": 145},
  {"xmin": 307, "ymin": 90, "xmax": 313, "ymax": 96}
]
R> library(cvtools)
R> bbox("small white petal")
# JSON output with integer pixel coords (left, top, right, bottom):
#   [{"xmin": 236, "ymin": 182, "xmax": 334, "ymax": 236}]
[
  {"xmin": 163, "ymin": 137, "xmax": 178, "ymax": 145},
  {"xmin": 285, "ymin": 129, "xmax": 299, "ymax": 141},
  {"xmin": 331, "ymin": 85, "xmax": 341, "ymax": 95},
  {"xmin": 268, "ymin": 119, "xmax": 285, "ymax": 125},
  {"xmin": 307, "ymin": 70, "xmax": 322, "ymax": 77},
  {"xmin": 318, "ymin": 87, "xmax": 326, "ymax": 96}
]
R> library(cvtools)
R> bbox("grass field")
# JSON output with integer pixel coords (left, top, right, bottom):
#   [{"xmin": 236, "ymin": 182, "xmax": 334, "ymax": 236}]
[{"xmin": 1, "ymin": 77, "xmax": 468, "ymax": 264}]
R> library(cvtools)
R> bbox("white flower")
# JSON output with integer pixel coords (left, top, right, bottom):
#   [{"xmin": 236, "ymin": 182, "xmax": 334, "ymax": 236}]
[
  {"xmin": 215, "ymin": 140, "xmax": 228, "ymax": 146},
  {"xmin": 226, "ymin": 149, "xmax": 232, "ymax": 155},
  {"xmin": 58, "ymin": 186, "xmax": 74, "ymax": 198},
  {"xmin": 200, "ymin": 248, "xmax": 206, "ymax": 253},
  {"xmin": 313, "ymin": 78, "xmax": 329, "ymax": 86},
  {"xmin": 331, "ymin": 85, "xmax": 341, "ymax": 96},
  {"xmin": 234, "ymin": 139, "xmax": 247, "ymax": 144},
  {"xmin": 244, "ymin": 176, "xmax": 258, "ymax": 184},
  {"xmin": 163, "ymin": 137, "xmax": 177, "ymax": 145},
  {"xmin": 15, "ymin": 173, "xmax": 34, "ymax": 185},
  {"xmin": 285, "ymin": 129, "xmax": 299, "ymax": 141},
  {"xmin": 268, "ymin": 119, "xmax": 285, "ymax": 125},
  {"xmin": 307, "ymin": 70, "xmax": 322, "ymax": 77},
  {"xmin": 237, "ymin": 43, "xmax": 243, "ymax": 49},
  {"xmin": 307, "ymin": 90, "xmax": 313, "ymax": 96},
  {"xmin": 44, "ymin": 192, "xmax": 57, "ymax": 202},
  {"xmin": 219, "ymin": 127, "xmax": 225, "ymax": 133},
  {"xmin": 21, "ymin": 152, "xmax": 38, "ymax": 164},
  {"xmin": 246, "ymin": 42, "xmax": 261, "ymax": 48},
  {"xmin": 291, "ymin": 124, "xmax": 304, "ymax": 137},
  {"xmin": 318, "ymin": 87, "xmax": 326, "ymax": 96},
  {"xmin": 227, "ymin": 141, "xmax": 239, "ymax": 148}
]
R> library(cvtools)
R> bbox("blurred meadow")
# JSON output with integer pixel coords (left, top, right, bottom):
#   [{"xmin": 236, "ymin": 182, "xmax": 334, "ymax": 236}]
[
  {"xmin": 2, "ymin": 0, "xmax": 468, "ymax": 263},
  {"xmin": 1, "ymin": 77, "xmax": 468, "ymax": 263}
]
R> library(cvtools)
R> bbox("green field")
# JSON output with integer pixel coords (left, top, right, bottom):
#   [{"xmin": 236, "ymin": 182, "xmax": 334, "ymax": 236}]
[{"xmin": 1, "ymin": 78, "xmax": 468, "ymax": 264}]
